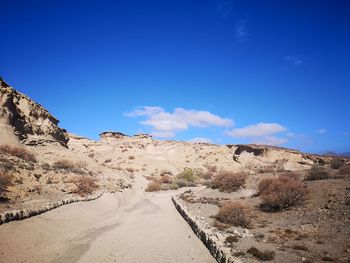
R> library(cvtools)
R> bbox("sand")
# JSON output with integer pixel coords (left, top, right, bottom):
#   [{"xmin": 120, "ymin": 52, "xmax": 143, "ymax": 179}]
[{"xmin": 0, "ymin": 176, "xmax": 216, "ymax": 263}]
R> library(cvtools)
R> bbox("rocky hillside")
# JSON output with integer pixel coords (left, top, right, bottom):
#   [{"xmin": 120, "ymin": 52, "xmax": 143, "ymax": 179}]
[{"xmin": 0, "ymin": 79, "xmax": 68, "ymax": 146}]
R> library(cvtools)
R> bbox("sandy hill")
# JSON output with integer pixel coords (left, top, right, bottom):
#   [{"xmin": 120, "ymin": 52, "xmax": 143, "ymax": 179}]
[{"xmin": 0, "ymin": 79, "xmax": 340, "ymax": 213}]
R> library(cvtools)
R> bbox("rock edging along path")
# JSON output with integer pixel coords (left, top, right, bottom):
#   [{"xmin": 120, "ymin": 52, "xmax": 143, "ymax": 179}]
[
  {"xmin": 172, "ymin": 195, "xmax": 241, "ymax": 263},
  {"xmin": 0, "ymin": 191, "xmax": 105, "ymax": 225}
]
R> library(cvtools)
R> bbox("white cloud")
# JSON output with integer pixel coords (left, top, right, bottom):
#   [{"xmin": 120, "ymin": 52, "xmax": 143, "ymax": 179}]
[
  {"xmin": 236, "ymin": 20, "xmax": 248, "ymax": 39},
  {"xmin": 227, "ymin": 123, "xmax": 287, "ymax": 138},
  {"xmin": 252, "ymin": 136, "xmax": 288, "ymax": 146},
  {"xmin": 124, "ymin": 106, "xmax": 164, "ymax": 117},
  {"xmin": 285, "ymin": 56, "xmax": 303, "ymax": 65},
  {"xmin": 187, "ymin": 137, "xmax": 213, "ymax": 144},
  {"xmin": 317, "ymin": 129, "xmax": 327, "ymax": 134},
  {"xmin": 126, "ymin": 106, "xmax": 233, "ymax": 138}
]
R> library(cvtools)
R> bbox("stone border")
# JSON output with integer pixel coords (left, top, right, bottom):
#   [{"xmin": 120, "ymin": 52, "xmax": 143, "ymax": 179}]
[
  {"xmin": 172, "ymin": 195, "xmax": 241, "ymax": 263},
  {"xmin": 0, "ymin": 191, "xmax": 105, "ymax": 225}
]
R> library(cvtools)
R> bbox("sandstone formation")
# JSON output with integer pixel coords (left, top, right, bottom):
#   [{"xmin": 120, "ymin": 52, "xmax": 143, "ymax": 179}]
[{"xmin": 0, "ymin": 79, "xmax": 69, "ymax": 146}]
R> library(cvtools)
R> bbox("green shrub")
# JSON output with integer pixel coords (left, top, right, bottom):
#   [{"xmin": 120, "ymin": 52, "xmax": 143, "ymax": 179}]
[{"xmin": 176, "ymin": 168, "xmax": 197, "ymax": 182}]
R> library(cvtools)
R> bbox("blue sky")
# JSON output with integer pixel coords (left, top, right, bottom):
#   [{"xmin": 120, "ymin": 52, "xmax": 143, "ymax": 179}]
[{"xmin": 1, "ymin": 0, "xmax": 349, "ymax": 153}]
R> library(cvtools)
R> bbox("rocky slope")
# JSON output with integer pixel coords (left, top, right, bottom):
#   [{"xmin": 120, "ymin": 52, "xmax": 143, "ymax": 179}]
[{"xmin": 0, "ymin": 79, "xmax": 68, "ymax": 146}]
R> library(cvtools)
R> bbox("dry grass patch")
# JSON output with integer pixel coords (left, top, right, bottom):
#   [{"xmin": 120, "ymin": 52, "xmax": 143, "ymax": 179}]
[
  {"xmin": 211, "ymin": 171, "xmax": 246, "ymax": 192},
  {"xmin": 74, "ymin": 176, "xmax": 98, "ymax": 197},
  {"xmin": 259, "ymin": 175, "xmax": 309, "ymax": 211},
  {"xmin": 214, "ymin": 201, "xmax": 252, "ymax": 228},
  {"xmin": 0, "ymin": 144, "xmax": 37, "ymax": 163}
]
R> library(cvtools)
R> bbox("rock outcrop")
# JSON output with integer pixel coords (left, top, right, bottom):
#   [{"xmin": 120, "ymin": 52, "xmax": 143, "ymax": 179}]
[
  {"xmin": 0, "ymin": 79, "xmax": 69, "ymax": 146},
  {"xmin": 99, "ymin": 131, "xmax": 129, "ymax": 139}
]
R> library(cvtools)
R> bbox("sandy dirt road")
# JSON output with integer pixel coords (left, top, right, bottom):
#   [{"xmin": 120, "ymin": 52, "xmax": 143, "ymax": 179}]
[{"xmin": 0, "ymin": 177, "xmax": 216, "ymax": 263}]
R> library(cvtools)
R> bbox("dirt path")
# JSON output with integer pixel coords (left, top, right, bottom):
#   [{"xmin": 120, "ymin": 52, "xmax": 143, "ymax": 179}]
[{"xmin": 0, "ymin": 177, "xmax": 216, "ymax": 263}]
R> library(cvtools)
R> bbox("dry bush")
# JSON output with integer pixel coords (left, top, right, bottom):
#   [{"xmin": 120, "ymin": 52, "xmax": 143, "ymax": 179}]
[
  {"xmin": 247, "ymin": 247, "xmax": 275, "ymax": 261},
  {"xmin": 74, "ymin": 176, "xmax": 98, "ymax": 197},
  {"xmin": 175, "ymin": 179, "xmax": 197, "ymax": 188},
  {"xmin": 279, "ymin": 171, "xmax": 302, "ymax": 181},
  {"xmin": 339, "ymin": 165, "xmax": 350, "ymax": 175},
  {"xmin": 53, "ymin": 159, "xmax": 75, "ymax": 170},
  {"xmin": 176, "ymin": 168, "xmax": 197, "ymax": 182},
  {"xmin": 198, "ymin": 171, "xmax": 214, "ymax": 180},
  {"xmin": 128, "ymin": 155, "xmax": 135, "ymax": 160},
  {"xmin": 104, "ymin": 159, "xmax": 112, "ymax": 163},
  {"xmin": 330, "ymin": 158, "xmax": 344, "ymax": 169},
  {"xmin": 159, "ymin": 170, "xmax": 173, "ymax": 176},
  {"xmin": 259, "ymin": 176, "xmax": 309, "ymax": 211},
  {"xmin": 41, "ymin": 163, "xmax": 51, "ymax": 170},
  {"xmin": 0, "ymin": 171, "xmax": 13, "ymax": 194},
  {"xmin": 53, "ymin": 159, "xmax": 84, "ymax": 174},
  {"xmin": 157, "ymin": 175, "xmax": 172, "ymax": 184},
  {"xmin": 214, "ymin": 201, "xmax": 252, "ymax": 228},
  {"xmin": 145, "ymin": 181, "xmax": 162, "ymax": 192},
  {"xmin": 305, "ymin": 165, "xmax": 331, "ymax": 181},
  {"xmin": 211, "ymin": 171, "xmax": 246, "ymax": 192},
  {"xmin": 257, "ymin": 178, "xmax": 274, "ymax": 195},
  {"xmin": 126, "ymin": 167, "xmax": 134, "ymax": 173},
  {"xmin": 0, "ymin": 144, "xmax": 37, "ymax": 163}
]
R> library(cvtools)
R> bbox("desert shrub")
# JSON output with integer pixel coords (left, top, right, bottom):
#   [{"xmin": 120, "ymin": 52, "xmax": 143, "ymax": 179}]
[
  {"xmin": 176, "ymin": 168, "xmax": 197, "ymax": 182},
  {"xmin": 0, "ymin": 144, "xmax": 37, "ymax": 163},
  {"xmin": 211, "ymin": 171, "xmax": 246, "ymax": 192},
  {"xmin": 128, "ymin": 155, "xmax": 135, "ymax": 160},
  {"xmin": 214, "ymin": 201, "xmax": 252, "ymax": 228},
  {"xmin": 145, "ymin": 181, "xmax": 162, "ymax": 192},
  {"xmin": 259, "ymin": 176, "xmax": 309, "ymax": 211},
  {"xmin": 257, "ymin": 178, "xmax": 274, "ymax": 195},
  {"xmin": 126, "ymin": 167, "xmax": 134, "ymax": 173},
  {"xmin": 175, "ymin": 179, "xmax": 197, "ymax": 188},
  {"xmin": 198, "ymin": 171, "xmax": 214, "ymax": 180},
  {"xmin": 104, "ymin": 159, "xmax": 112, "ymax": 163},
  {"xmin": 0, "ymin": 171, "xmax": 13, "ymax": 194},
  {"xmin": 339, "ymin": 165, "xmax": 350, "ymax": 175},
  {"xmin": 159, "ymin": 170, "xmax": 173, "ymax": 176},
  {"xmin": 305, "ymin": 165, "xmax": 330, "ymax": 181},
  {"xmin": 74, "ymin": 176, "xmax": 98, "ymax": 197},
  {"xmin": 330, "ymin": 158, "xmax": 344, "ymax": 169},
  {"xmin": 53, "ymin": 159, "xmax": 75, "ymax": 170},
  {"xmin": 158, "ymin": 175, "xmax": 172, "ymax": 184},
  {"xmin": 41, "ymin": 163, "xmax": 51, "ymax": 170},
  {"xmin": 53, "ymin": 159, "xmax": 84, "ymax": 174},
  {"xmin": 279, "ymin": 171, "xmax": 302, "ymax": 181},
  {"xmin": 247, "ymin": 247, "xmax": 275, "ymax": 261}
]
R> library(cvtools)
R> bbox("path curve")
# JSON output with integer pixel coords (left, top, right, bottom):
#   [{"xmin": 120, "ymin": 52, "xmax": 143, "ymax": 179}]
[{"xmin": 0, "ymin": 177, "xmax": 216, "ymax": 263}]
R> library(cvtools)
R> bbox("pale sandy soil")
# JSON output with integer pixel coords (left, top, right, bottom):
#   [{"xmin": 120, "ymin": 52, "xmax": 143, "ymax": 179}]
[{"xmin": 0, "ymin": 176, "xmax": 216, "ymax": 263}]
